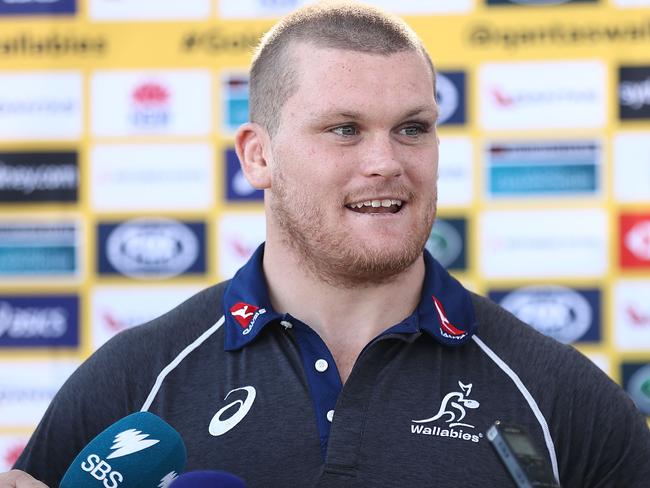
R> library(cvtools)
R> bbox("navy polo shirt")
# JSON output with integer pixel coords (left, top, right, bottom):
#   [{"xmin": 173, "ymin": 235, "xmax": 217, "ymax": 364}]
[
  {"xmin": 18, "ymin": 244, "xmax": 650, "ymax": 487},
  {"xmin": 222, "ymin": 244, "xmax": 478, "ymax": 457}
]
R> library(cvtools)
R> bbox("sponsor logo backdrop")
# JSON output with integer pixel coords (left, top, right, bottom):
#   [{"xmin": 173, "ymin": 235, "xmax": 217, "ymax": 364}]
[{"xmin": 0, "ymin": 0, "xmax": 649, "ymax": 446}]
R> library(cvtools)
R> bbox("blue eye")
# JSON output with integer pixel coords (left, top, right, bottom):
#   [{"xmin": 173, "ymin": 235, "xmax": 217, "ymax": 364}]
[
  {"xmin": 331, "ymin": 125, "xmax": 358, "ymax": 137},
  {"xmin": 400, "ymin": 125, "xmax": 426, "ymax": 137}
]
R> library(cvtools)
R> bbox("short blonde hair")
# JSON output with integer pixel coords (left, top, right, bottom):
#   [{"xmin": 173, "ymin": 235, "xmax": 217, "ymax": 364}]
[{"xmin": 250, "ymin": 1, "xmax": 436, "ymax": 136}]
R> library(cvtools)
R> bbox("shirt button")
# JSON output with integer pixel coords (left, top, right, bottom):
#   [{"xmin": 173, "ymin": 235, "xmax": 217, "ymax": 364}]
[
  {"xmin": 315, "ymin": 359, "xmax": 329, "ymax": 372},
  {"xmin": 280, "ymin": 320, "xmax": 293, "ymax": 330},
  {"xmin": 327, "ymin": 410, "xmax": 334, "ymax": 422}
]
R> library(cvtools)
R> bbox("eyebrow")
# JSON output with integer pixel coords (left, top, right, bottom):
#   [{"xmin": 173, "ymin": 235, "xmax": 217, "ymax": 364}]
[{"xmin": 312, "ymin": 105, "xmax": 439, "ymax": 124}]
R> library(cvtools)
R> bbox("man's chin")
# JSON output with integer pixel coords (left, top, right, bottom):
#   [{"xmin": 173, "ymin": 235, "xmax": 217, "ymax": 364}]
[{"xmin": 314, "ymin": 243, "xmax": 425, "ymax": 288}]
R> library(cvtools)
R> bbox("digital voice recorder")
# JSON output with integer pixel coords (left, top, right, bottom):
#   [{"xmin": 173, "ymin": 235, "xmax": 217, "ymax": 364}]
[{"xmin": 487, "ymin": 421, "xmax": 560, "ymax": 488}]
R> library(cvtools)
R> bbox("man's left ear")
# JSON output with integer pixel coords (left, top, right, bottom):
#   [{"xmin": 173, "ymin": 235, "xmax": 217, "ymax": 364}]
[{"xmin": 234, "ymin": 122, "xmax": 273, "ymax": 189}]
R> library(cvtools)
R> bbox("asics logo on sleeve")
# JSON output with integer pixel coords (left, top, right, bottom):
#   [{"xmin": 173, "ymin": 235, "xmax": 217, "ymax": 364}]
[
  {"xmin": 106, "ymin": 429, "xmax": 160, "ymax": 459},
  {"xmin": 209, "ymin": 386, "xmax": 257, "ymax": 437}
]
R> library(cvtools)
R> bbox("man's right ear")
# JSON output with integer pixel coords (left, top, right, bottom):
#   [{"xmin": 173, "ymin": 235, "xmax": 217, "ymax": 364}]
[{"xmin": 234, "ymin": 122, "xmax": 273, "ymax": 190}]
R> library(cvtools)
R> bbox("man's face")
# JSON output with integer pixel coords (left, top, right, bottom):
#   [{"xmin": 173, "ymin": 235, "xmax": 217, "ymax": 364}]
[{"xmin": 267, "ymin": 43, "xmax": 439, "ymax": 287}]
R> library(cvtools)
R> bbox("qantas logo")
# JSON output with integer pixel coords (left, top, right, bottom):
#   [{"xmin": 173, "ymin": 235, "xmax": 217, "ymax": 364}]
[
  {"xmin": 230, "ymin": 302, "xmax": 266, "ymax": 335},
  {"xmin": 490, "ymin": 86, "xmax": 596, "ymax": 108},
  {"xmin": 491, "ymin": 88, "xmax": 515, "ymax": 107},
  {"xmin": 229, "ymin": 238, "xmax": 254, "ymax": 260},
  {"xmin": 209, "ymin": 386, "xmax": 256, "ymax": 437},
  {"xmin": 102, "ymin": 311, "xmax": 129, "ymax": 332},
  {"xmin": 106, "ymin": 429, "xmax": 160, "ymax": 460},
  {"xmin": 432, "ymin": 296, "xmax": 468, "ymax": 340},
  {"xmin": 230, "ymin": 302, "xmax": 258, "ymax": 327},
  {"xmin": 627, "ymin": 305, "xmax": 650, "ymax": 327}
]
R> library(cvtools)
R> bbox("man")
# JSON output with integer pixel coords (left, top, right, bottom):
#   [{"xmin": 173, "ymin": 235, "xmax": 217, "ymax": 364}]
[{"xmin": 3, "ymin": 2, "xmax": 650, "ymax": 487}]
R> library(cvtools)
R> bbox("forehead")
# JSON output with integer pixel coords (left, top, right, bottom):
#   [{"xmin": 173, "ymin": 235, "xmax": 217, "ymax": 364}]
[{"xmin": 284, "ymin": 43, "xmax": 436, "ymax": 118}]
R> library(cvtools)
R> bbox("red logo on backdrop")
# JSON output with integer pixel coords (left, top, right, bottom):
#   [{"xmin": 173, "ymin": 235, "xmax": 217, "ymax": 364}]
[
  {"xmin": 432, "ymin": 296, "xmax": 467, "ymax": 339},
  {"xmin": 627, "ymin": 305, "xmax": 650, "ymax": 328},
  {"xmin": 491, "ymin": 87, "xmax": 515, "ymax": 107},
  {"xmin": 4, "ymin": 443, "xmax": 25, "ymax": 468},
  {"xmin": 102, "ymin": 311, "xmax": 128, "ymax": 333},
  {"xmin": 229, "ymin": 239, "xmax": 254, "ymax": 260},
  {"xmin": 620, "ymin": 214, "xmax": 650, "ymax": 269},
  {"xmin": 132, "ymin": 82, "xmax": 170, "ymax": 107},
  {"xmin": 130, "ymin": 81, "xmax": 171, "ymax": 128},
  {"xmin": 230, "ymin": 302, "xmax": 259, "ymax": 329}
]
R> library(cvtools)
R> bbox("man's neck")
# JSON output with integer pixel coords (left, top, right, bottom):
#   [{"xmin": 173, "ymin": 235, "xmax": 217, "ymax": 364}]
[{"xmin": 263, "ymin": 239, "xmax": 425, "ymax": 383}]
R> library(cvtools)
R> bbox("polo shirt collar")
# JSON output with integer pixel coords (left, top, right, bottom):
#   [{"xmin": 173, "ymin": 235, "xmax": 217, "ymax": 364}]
[
  {"xmin": 418, "ymin": 249, "xmax": 477, "ymax": 346},
  {"xmin": 223, "ymin": 243, "xmax": 477, "ymax": 351}
]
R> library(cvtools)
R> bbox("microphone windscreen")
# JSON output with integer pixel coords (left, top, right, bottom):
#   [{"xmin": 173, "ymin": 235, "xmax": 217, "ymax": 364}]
[
  {"xmin": 60, "ymin": 411, "xmax": 186, "ymax": 488},
  {"xmin": 169, "ymin": 471, "xmax": 248, "ymax": 487}
]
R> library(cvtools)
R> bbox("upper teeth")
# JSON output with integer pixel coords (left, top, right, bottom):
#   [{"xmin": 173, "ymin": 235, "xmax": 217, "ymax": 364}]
[{"xmin": 348, "ymin": 199, "xmax": 403, "ymax": 209}]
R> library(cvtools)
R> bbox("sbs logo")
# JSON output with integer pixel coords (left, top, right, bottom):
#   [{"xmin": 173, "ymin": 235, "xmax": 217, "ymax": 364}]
[
  {"xmin": 106, "ymin": 218, "xmax": 199, "ymax": 279},
  {"xmin": 499, "ymin": 285, "xmax": 592, "ymax": 344},
  {"xmin": 79, "ymin": 429, "xmax": 160, "ymax": 488}
]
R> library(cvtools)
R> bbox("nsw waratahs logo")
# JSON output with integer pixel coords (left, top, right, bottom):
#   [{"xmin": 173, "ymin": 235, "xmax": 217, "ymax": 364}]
[{"xmin": 130, "ymin": 81, "xmax": 170, "ymax": 128}]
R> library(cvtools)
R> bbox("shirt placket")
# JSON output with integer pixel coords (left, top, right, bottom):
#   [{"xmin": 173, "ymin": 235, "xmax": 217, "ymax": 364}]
[{"xmin": 283, "ymin": 314, "xmax": 343, "ymax": 459}]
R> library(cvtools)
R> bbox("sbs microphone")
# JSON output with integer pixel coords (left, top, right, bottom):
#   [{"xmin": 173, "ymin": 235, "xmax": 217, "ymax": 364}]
[
  {"xmin": 169, "ymin": 470, "xmax": 248, "ymax": 487},
  {"xmin": 60, "ymin": 411, "xmax": 186, "ymax": 488}
]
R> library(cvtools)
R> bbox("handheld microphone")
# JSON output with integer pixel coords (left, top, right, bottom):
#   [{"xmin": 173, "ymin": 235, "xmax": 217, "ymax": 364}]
[
  {"xmin": 60, "ymin": 411, "xmax": 186, "ymax": 488},
  {"xmin": 169, "ymin": 471, "xmax": 248, "ymax": 487}
]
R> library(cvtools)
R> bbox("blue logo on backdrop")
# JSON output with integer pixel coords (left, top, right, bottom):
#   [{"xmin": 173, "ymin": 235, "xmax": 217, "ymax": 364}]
[
  {"xmin": 223, "ymin": 75, "xmax": 249, "ymax": 134},
  {"xmin": 225, "ymin": 148, "xmax": 263, "ymax": 202},
  {"xmin": 489, "ymin": 286, "xmax": 601, "ymax": 344},
  {"xmin": 425, "ymin": 218, "xmax": 467, "ymax": 271},
  {"xmin": 97, "ymin": 219, "xmax": 206, "ymax": 279},
  {"xmin": 436, "ymin": 71, "xmax": 466, "ymax": 126},
  {"xmin": 486, "ymin": 141, "xmax": 601, "ymax": 198},
  {"xmin": 0, "ymin": 295, "xmax": 78, "ymax": 348},
  {"xmin": 622, "ymin": 362, "xmax": 650, "ymax": 415},
  {"xmin": 0, "ymin": 0, "xmax": 76, "ymax": 15},
  {"xmin": 619, "ymin": 66, "xmax": 650, "ymax": 121}
]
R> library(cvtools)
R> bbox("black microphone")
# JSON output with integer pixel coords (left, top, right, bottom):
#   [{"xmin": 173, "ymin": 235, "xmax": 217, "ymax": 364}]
[
  {"xmin": 60, "ymin": 411, "xmax": 186, "ymax": 488},
  {"xmin": 169, "ymin": 470, "xmax": 248, "ymax": 487}
]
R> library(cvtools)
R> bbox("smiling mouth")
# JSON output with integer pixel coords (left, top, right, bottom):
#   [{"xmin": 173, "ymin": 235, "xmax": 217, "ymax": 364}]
[{"xmin": 345, "ymin": 199, "xmax": 404, "ymax": 214}]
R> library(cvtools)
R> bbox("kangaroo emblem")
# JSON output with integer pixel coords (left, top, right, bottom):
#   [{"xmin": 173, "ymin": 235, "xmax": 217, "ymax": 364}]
[
  {"xmin": 232, "ymin": 306, "xmax": 254, "ymax": 319},
  {"xmin": 412, "ymin": 381, "xmax": 480, "ymax": 429}
]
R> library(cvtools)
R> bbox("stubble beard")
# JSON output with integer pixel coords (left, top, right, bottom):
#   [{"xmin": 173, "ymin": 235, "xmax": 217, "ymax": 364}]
[{"xmin": 269, "ymin": 168, "xmax": 437, "ymax": 289}]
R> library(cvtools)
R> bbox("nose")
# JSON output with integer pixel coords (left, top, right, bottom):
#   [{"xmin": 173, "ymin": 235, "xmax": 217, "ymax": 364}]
[{"xmin": 360, "ymin": 133, "xmax": 403, "ymax": 178}]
